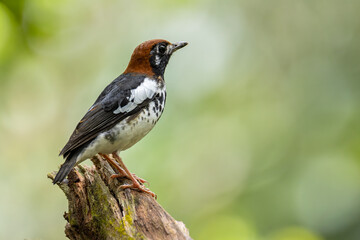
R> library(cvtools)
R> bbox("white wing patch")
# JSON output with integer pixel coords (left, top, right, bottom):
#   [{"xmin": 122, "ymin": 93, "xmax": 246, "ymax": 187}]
[{"xmin": 113, "ymin": 78, "xmax": 158, "ymax": 114}]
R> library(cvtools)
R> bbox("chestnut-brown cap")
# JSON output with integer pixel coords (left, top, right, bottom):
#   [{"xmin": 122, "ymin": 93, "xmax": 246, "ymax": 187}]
[{"xmin": 124, "ymin": 39, "xmax": 170, "ymax": 76}]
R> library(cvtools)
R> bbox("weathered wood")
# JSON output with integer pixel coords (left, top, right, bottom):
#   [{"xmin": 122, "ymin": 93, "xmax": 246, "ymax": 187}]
[{"xmin": 48, "ymin": 156, "xmax": 192, "ymax": 240}]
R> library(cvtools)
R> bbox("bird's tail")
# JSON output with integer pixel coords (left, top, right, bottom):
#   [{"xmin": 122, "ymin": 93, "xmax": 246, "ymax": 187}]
[{"xmin": 53, "ymin": 149, "xmax": 82, "ymax": 184}]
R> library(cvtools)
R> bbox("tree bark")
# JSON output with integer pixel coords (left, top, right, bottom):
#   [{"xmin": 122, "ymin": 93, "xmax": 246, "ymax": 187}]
[{"xmin": 48, "ymin": 156, "xmax": 192, "ymax": 240}]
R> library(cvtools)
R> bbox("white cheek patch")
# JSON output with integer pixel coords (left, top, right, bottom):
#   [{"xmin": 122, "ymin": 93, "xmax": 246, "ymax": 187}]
[
  {"xmin": 166, "ymin": 45, "xmax": 172, "ymax": 54},
  {"xmin": 113, "ymin": 78, "xmax": 158, "ymax": 114},
  {"xmin": 155, "ymin": 55, "xmax": 161, "ymax": 65}
]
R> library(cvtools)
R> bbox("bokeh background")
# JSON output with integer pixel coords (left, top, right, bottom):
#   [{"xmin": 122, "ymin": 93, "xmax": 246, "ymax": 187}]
[{"xmin": 0, "ymin": 0, "xmax": 360, "ymax": 239}]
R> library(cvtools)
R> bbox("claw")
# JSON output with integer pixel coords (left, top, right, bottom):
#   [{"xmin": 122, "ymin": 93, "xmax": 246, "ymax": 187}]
[
  {"xmin": 110, "ymin": 173, "xmax": 148, "ymax": 185},
  {"xmin": 121, "ymin": 183, "xmax": 157, "ymax": 199},
  {"xmin": 132, "ymin": 174, "xmax": 148, "ymax": 185},
  {"xmin": 110, "ymin": 174, "xmax": 126, "ymax": 179},
  {"xmin": 100, "ymin": 152, "xmax": 157, "ymax": 199}
]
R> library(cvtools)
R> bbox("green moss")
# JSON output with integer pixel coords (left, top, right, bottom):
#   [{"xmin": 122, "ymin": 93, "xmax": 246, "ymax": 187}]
[
  {"xmin": 67, "ymin": 171, "xmax": 146, "ymax": 239},
  {"xmin": 68, "ymin": 215, "xmax": 79, "ymax": 227},
  {"xmin": 124, "ymin": 206, "xmax": 134, "ymax": 225},
  {"xmin": 87, "ymin": 173, "xmax": 138, "ymax": 239}
]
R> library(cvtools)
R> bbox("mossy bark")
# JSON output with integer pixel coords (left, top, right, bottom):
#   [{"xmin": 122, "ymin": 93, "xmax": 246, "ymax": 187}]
[{"xmin": 48, "ymin": 157, "xmax": 191, "ymax": 240}]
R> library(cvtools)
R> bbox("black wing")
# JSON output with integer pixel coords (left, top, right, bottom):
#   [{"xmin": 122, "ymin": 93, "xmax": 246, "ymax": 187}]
[{"xmin": 59, "ymin": 73, "xmax": 153, "ymax": 158}]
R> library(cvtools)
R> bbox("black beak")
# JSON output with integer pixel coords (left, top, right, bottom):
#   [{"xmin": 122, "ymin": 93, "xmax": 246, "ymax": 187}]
[{"xmin": 170, "ymin": 41, "xmax": 188, "ymax": 54}]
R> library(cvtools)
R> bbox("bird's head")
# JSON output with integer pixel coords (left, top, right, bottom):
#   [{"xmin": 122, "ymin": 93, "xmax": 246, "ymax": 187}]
[{"xmin": 124, "ymin": 39, "xmax": 188, "ymax": 78}]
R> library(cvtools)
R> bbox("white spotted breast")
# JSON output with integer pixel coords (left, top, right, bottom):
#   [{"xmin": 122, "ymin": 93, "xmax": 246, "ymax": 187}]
[
  {"xmin": 103, "ymin": 87, "xmax": 166, "ymax": 152},
  {"xmin": 79, "ymin": 80, "xmax": 166, "ymax": 159}
]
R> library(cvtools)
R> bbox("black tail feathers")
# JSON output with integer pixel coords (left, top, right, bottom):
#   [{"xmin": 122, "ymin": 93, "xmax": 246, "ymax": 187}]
[{"xmin": 53, "ymin": 150, "xmax": 81, "ymax": 184}]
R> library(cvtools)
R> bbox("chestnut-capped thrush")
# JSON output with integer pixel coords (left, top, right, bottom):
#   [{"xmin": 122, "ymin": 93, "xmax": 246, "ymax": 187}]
[{"xmin": 53, "ymin": 39, "xmax": 188, "ymax": 197}]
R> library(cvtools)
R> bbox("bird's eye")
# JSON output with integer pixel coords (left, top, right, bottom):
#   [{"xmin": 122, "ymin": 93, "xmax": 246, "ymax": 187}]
[{"xmin": 158, "ymin": 44, "xmax": 166, "ymax": 54}]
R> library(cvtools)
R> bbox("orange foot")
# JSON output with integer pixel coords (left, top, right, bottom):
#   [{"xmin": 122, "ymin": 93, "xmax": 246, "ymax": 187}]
[
  {"xmin": 110, "ymin": 173, "xmax": 148, "ymax": 185},
  {"xmin": 112, "ymin": 151, "xmax": 156, "ymax": 199},
  {"xmin": 121, "ymin": 182, "xmax": 157, "ymax": 199}
]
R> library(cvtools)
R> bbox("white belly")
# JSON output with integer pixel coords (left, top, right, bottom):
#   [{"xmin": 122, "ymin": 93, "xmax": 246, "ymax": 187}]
[
  {"xmin": 77, "ymin": 100, "xmax": 164, "ymax": 162},
  {"xmin": 104, "ymin": 103, "xmax": 160, "ymax": 152}
]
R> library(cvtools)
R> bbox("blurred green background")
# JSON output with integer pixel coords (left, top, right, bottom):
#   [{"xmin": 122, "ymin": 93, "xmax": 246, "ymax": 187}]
[{"xmin": 0, "ymin": 0, "xmax": 360, "ymax": 239}]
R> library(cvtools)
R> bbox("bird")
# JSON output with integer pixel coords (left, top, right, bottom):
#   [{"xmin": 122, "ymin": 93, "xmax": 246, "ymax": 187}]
[{"xmin": 53, "ymin": 39, "xmax": 188, "ymax": 197}]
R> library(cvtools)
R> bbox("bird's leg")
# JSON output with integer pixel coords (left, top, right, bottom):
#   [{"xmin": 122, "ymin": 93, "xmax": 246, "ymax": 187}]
[
  {"xmin": 112, "ymin": 152, "xmax": 156, "ymax": 199},
  {"xmin": 98, "ymin": 153, "xmax": 147, "ymax": 184},
  {"xmin": 110, "ymin": 153, "xmax": 148, "ymax": 185},
  {"xmin": 98, "ymin": 153, "xmax": 127, "ymax": 178}
]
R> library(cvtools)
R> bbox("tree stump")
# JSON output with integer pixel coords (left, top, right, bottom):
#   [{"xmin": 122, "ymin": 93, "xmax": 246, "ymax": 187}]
[{"xmin": 48, "ymin": 156, "xmax": 192, "ymax": 240}]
